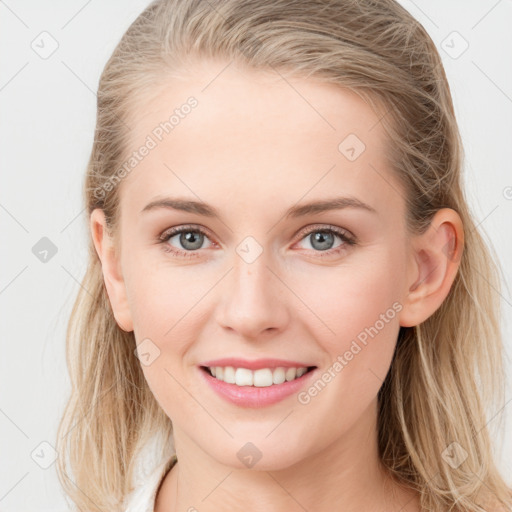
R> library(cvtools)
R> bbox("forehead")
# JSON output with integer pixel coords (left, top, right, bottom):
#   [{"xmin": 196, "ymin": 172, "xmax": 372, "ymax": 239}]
[{"xmin": 118, "ymin": 59, "xmax": 401, "ymax": 218}]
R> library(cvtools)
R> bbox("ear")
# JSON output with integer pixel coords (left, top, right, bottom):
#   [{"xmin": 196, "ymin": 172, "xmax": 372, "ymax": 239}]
[
  {"xmin": 90, "ymin": 209, "xmax": 134, "ymax": 332},
  {"xmin": 399, "ymin": 208, "xmax": 464, "ymax": 327}
]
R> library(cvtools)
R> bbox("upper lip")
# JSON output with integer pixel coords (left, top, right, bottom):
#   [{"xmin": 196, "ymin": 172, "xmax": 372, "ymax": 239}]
[{"xmin": 199, "ymin": 358, "xmax": 316, "ymax": 371}]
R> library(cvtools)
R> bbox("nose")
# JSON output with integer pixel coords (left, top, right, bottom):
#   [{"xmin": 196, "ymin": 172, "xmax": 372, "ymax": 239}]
[{"xmin": 214, "ymin": 251, "xmax": 290, "ymax": 340}]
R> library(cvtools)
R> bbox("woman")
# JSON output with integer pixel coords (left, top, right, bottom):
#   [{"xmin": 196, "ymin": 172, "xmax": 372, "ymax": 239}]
[{"xmin": 56, "ymin": 1, "xmax": 512, "ymax": 510}]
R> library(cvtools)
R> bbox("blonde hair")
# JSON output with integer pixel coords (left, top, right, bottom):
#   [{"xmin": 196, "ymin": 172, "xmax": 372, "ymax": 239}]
[{"xmin": 56, "ymin": 1, "xmax": 512, "ymax": 510}]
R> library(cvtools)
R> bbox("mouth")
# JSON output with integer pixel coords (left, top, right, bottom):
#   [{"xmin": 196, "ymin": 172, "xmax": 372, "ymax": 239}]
[{"xmin": 199, "ymin": 365, "xmax": 317, "ymax": 387}]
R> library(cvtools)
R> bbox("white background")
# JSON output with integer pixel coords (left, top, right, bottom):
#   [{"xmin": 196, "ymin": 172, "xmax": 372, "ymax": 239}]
[{"xmin": 1, "ymin": 0, "xmax": 511, "ymax": 510}]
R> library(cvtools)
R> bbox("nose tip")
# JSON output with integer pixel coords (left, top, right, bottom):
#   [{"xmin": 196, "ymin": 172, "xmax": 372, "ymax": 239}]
[{"xmin": 214, "ymin": 258, "xmax": 289, "ymax": 339}]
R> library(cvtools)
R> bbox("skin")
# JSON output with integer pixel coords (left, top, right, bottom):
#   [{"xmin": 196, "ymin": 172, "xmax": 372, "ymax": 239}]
[{"xmin": 91, "ymin": 58, "xmax": 463, "ymax": 512}]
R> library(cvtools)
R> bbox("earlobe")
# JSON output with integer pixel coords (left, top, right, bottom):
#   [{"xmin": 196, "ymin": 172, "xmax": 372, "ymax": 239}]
[
  {"xmin": 90, "ymin": 209, "xmax": 134, "ymax": 332},
  {"xmin": 399, "ymin": 208, "xmax": 464, "ymax": 327}
]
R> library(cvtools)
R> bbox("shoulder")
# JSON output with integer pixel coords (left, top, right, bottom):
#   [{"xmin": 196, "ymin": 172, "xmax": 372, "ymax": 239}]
[
  {"xmin": 123, "ymin": 455, "xmax": 177, "ymax": 512},
  {"xmin": 154, "ymin": 455, "xmax": 179, "ymax": 512}
]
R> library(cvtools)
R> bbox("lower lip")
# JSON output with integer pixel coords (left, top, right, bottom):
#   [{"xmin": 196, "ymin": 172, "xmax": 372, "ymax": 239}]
[{"xmin": 198, "ymin": 367, "xmax": 317, "ymax": 408}]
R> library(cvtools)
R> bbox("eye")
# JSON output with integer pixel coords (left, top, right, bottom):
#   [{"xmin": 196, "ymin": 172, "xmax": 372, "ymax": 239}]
[
  {"xmin": 294, "ymin": 225, "xmax": 356, "ymax": 257},
  {"xmin": 158, "ymin": 225, "xmax": 215, "ymax": 259}
]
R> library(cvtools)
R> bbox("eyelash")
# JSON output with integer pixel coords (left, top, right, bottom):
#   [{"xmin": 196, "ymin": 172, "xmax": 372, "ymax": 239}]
[{"xmin": 157, "ymin": 224, "xmax": 357, "ymax": 260}]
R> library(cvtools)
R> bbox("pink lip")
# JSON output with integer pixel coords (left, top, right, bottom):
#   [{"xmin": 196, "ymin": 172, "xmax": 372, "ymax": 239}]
[
  {"xmin": 199, "ymin": 357, "xmax": 315, "ymax": 371},
  {"xmin": 198, "ymin": 366, "xmax": 317, "ymax": 408}
]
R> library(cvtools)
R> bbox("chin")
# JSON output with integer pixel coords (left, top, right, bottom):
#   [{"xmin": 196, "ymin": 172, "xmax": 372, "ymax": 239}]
[{"xmin": 207, "ymin": 443, "xmax": 307, "ymax": 472}]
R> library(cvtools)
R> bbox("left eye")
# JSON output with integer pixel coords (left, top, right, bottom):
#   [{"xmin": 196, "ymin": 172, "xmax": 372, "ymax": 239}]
[{"xmin": 294, "ymin": 225, "xmax": 356, "ymax": 255}]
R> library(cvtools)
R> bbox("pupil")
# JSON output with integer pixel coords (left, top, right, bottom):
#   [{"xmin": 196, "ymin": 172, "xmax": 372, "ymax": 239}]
[
  {"xmin": 181, "ymin": 231, "xmax": 203, "ymax": 250},
  {"xmin": 312, "ymin": 231, "xmax": 333, "ymax": 251}
]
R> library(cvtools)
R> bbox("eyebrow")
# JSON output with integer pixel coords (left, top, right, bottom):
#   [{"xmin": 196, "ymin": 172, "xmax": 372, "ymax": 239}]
[{"xmin": 140, "ymin": 196, "xmax": 377, "ymax": 219}]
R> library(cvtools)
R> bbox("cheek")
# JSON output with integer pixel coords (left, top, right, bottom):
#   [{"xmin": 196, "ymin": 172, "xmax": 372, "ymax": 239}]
[
  {"xmin": 124, "ymin": 254, "xmax": 213, "ymax": 400},
  {"xmin": 124, "ymin": 251, "xmax": 202, "ymax": 340},
  {"xmin": 301, "ymin": 248, "xmax": 404, "ymax": 340},
  {"xmin": 298, "ymin": 250, "xmax": 404, "ymax": 395},
  {"xmin": 125, "ymin": 258, "xmax": 202, "ymax": 417}
]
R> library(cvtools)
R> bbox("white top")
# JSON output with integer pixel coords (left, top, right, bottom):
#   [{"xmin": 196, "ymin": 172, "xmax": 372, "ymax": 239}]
[{"xmin": 123, "ymin": 453, "xmax": 177, "ymax": 512}]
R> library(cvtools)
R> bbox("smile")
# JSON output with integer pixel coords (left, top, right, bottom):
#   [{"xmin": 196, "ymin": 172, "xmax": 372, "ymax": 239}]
[
  {"xmin": 202, "ymin": 365, "xmax": 315, "ymax": 387},
  {"xmin": 198, "ymin": 363, "xmax": 318, "ymax": 408}
]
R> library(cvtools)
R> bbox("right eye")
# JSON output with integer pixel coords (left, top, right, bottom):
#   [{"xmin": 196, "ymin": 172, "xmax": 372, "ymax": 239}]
[{"xmin": 158, "ymin": 225, "xmax": 216, "ymax": 259}]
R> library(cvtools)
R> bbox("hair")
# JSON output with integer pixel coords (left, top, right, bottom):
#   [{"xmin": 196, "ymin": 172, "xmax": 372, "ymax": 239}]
[{"xmin": 56, "ymin": 0, "xmax": 512, "ymax": 511}]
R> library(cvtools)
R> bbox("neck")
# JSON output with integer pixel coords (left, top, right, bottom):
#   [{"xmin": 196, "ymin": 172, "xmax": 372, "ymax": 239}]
[{"xmin": 155, "ymin": 398, "xmax": 419, "ymax": 512}]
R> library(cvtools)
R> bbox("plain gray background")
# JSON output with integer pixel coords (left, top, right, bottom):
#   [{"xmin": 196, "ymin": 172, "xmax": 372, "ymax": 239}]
[{"xmin": 1, "ymin": 0, "xmax": 511, "ymax": 510}]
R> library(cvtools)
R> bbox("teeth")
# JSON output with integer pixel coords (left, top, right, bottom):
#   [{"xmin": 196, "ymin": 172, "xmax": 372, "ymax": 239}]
[
  {"xmin": 207, "ymin": 366, "xmax": 311, "ymax": 387},
  {"xmin": 223, "ymin": 366, "xmax": 235, "ymax": 384}
]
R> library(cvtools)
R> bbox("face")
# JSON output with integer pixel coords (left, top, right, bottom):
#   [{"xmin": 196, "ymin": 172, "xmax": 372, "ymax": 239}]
[{"xmin": 106, "ymin": 59, "xmax": 414, "ymax": 470}]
